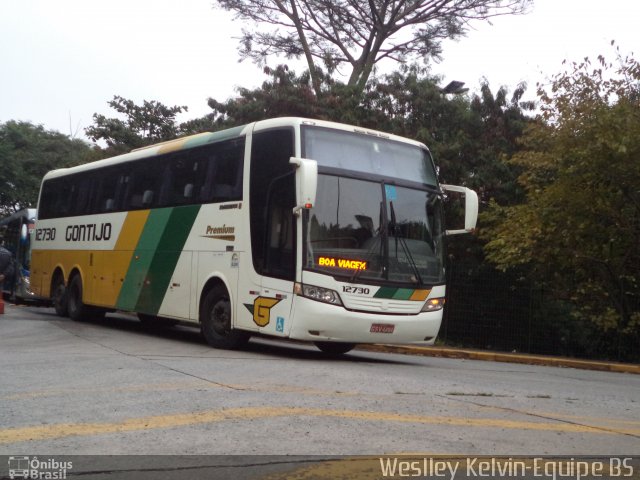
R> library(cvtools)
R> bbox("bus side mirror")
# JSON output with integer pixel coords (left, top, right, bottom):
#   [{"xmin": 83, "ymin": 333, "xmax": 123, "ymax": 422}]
[
  {"xmin": 441, "ymin": 184, "xmax": 479, "ymax": 235},
  {"xmin": 289, "ymin": 157, "xmax": 317, "ymax": 216}
]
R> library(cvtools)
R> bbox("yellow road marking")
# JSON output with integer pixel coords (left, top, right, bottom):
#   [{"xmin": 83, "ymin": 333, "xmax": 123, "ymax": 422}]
[{"xmin": 1, "ymin": 406, "xmax": 638, "ymax": 445}]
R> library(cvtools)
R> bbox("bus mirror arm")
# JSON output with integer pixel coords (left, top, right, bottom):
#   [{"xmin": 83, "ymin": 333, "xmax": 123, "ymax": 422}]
[
  {"xmin": 289, "ymin": 157, "xmax": 318, "ymax": 216},
  {"xmin": 441, "ymin": 184, "xmax": 479, "ymax": 235}
]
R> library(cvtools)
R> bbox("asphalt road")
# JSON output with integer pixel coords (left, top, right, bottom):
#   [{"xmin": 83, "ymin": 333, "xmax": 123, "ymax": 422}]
[{"xmin": 1, "ymin": 304, "xmax": 639, "ymax": 456}]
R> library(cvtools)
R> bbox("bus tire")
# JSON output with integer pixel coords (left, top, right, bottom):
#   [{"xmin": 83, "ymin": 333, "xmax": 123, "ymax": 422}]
[
  {"xmin": 52, "ymin": 275, "xmax": 68, "ymax": 317},
  {"xmin": 314, "ymin": 341, "xmax": 356, "ymax": 355},
  {"xmin": 67, "ymin": 274, "xmax": 90, "ymax": 322},
  {"xmin": 200, "ymin": 284, "xmax": 249, "ymax": 350}
]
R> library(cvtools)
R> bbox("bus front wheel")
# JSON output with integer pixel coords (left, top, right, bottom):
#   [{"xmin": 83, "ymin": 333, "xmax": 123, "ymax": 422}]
[
  {"xmin": 314, "ymin": 341, "xmax": 356, "ymax": 355},
  {"xmin": 200, "ymin": 285, "xmax": 249, "ymax": 350}
]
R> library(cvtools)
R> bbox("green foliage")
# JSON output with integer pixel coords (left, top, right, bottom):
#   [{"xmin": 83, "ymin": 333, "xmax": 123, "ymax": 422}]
[
  {"xmin": 0, "ymin": 121, "xmax": 97, "ymax": 216},
  {"xmin": 205, "ymin": 65, "xmax": 328, "ymax": 127},
  {"xmin": 85, "ymin": 96, "xmax": 188, "ymax": 155},
  {"xmin": 206, "ymin": 64, "xmax": 533, "ymax": 202},
  {"xmin": 482, "ymin": 48, "xmax": 640, "ymax": 360}
]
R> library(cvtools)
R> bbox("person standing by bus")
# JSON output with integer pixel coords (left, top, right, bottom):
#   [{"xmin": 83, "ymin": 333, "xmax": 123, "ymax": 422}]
[{"xmin": 0, "ymin": 243, "xmax": 14, "ymax": 293}]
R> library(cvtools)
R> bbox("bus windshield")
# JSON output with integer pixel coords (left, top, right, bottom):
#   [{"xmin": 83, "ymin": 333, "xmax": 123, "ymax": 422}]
[
  {"xmin": 304, "ymin": 175, "xmax": 445, "ymax": 286},
  {"xmin": 302, "ymin": 126, "xmax": 437, "ymax": 186}
]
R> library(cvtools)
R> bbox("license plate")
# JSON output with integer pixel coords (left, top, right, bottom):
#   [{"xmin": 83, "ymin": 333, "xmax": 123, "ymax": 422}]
[{"xmin": 370, "ymin": 323, "xmax": 395, "ymax": 334}]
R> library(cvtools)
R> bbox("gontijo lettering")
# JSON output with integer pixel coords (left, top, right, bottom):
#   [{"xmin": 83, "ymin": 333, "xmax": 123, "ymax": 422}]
[
  {"xmin": 318, "ymin": 256, "xmax": 367, "ymax": 270},
  {"xmin": 65, "ymin": 223, "xmax": 112, "ymax": 242}
]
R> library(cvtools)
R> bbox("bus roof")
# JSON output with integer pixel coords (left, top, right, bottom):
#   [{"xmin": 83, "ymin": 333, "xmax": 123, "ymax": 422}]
[
  {"xmin": 41, "ymin": 117, "xmax": 428, "ymax": 182},
  {"xmin": 0, "ymin": 208, "xmax": 37, "ymax": 225}
]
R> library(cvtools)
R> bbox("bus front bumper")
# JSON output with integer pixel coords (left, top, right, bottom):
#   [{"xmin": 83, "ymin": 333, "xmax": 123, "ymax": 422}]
[{"xmin": 288, "ymin": 295, "xmax": 442, "ymax": 345}]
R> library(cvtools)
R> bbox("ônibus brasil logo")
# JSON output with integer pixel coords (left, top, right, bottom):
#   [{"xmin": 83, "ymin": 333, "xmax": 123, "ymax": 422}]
[{"xmin": 7, "ymin": 456, "xmax": 73, "ymax": 479}]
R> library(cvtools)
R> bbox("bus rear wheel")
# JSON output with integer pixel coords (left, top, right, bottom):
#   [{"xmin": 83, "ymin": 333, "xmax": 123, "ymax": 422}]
[
  {"xmin": 200, "ymin": 285, "xmax": 249, "ymax": 350},
  {"xmin": 314, "ymin": 341, "xmax": 356, "ymax": 355},
  {"xmin": 51, "ymin": 275, "xmax": 68, "ymax": 317},
  {"xmin": 67, "ymin": 275, "xmax": 92, "ymax": 322}
]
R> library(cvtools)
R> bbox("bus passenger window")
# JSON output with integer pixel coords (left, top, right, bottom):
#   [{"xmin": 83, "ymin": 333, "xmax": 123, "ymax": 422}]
[
  {"xmin": 142, "ymin": 190, "xmax": 154, "ymax": 207},
  {"xmin": 183, "ymin": 183, "xmax": 194, "ymax": 200},
  {"xmin": 71, "ymin": 177, "xmax": 93, "ymax": 216},
  {"xmin": 199, "ymin": 139, "xmax": 244, "ymax": 204},
  {"xmin": 49, "ymin": 179, "xmax": 74, "ymax": 218},
  {"xmin": 94, "ymin": 169, "xmax": 121, "ymax": 214},
  {"xmin": 126, "ymin": 160, "xmax": 161, "ymax": 210},
  {"xmin": 158, "ymin": 155, "xmax": 203, "ymax": 207}
]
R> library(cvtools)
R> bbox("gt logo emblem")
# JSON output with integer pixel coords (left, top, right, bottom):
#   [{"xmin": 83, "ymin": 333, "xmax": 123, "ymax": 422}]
[{"xmin": 244, "ymin": 297, "xmax": 281, "ymax": 327}]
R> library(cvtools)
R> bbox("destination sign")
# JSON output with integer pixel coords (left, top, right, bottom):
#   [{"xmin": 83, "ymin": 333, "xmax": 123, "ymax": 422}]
[{"xmin": 318, "ymin": 256, "xmax": 367, "ymax": 270}]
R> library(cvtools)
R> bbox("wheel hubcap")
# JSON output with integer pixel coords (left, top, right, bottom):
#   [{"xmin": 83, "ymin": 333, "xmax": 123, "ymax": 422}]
[{"xmin": 211, "ymin": 298, "xmax": 230, "ymax": 335}]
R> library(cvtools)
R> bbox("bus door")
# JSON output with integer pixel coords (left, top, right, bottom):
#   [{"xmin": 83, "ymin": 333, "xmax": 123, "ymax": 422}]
[
  {"xmin": 236, "ymin": 127, "xmax": 297, "ymax": 337},
  {"xmin": 234, "ymin": 188, "xmax": 295, "ymax": 337},
  {"xmin": 256, "ymin": 187, "xmax": 296, "ymax": 337}
]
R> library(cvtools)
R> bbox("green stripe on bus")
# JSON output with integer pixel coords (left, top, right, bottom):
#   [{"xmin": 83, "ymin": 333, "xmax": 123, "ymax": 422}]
[
  {"xmin": 134, "ymin": 205, "xmax": 201, "ymax": 315},
  {"xmin": 373, "ymin": 287, "xmax": 417, "ymax": 300},
  {"xmin": 392, "ymin": 288, "xmax": 414, "ymax": 300},
  {"xmin": 116, "ymin": 208, "xmax": 174, "ymax": 311},
  {"xmin": 373, "ymin": 287, "xmax": 397, "ymax": 299}
]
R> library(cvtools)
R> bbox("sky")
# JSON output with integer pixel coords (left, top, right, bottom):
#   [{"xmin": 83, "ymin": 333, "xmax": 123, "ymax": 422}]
[{"xmin": 1, "ymin": 0, "xmax": 638, "ymax": 140}]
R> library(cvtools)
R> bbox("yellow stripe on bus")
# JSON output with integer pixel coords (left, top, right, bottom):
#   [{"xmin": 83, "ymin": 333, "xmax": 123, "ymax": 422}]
[
  {"xmin": 91, "ymin": 210, "xmax": 150, "ymax": 307},
  {"xmin": 410, "ymin": 289, "xmax": 431, "ymax": 301},
  {"xmin": 115, "ymin": 210, "xmax": 150, "ymax": 250}
]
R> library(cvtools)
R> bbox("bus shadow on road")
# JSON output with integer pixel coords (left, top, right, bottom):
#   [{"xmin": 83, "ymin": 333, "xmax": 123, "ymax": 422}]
[{"xmin": 45, "ymin": 309, "xmax": 417, "ymax": 366}]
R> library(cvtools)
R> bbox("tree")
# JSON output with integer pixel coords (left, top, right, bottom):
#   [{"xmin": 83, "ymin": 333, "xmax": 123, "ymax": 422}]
[
  {"xmin": 204, "ymin": 63, "xmax": 532, "ymax": 197},
  {"xmin": 215, "ymin": 0, "xmax": 530, "ymax": 95},
  {"xmin": 0, "ymin": 121, "xmax": 97, "ymax": 216},
  {"xmin": 86, "ymin": 96, "xmax": 188, "ymax": 154},
  {"xmin": 481, "ymin": 49, "xmax": 640, "ymax": 360},
  {"xmin": 204, "ymin": 65, "xmax": 328, "ymax": 127}
]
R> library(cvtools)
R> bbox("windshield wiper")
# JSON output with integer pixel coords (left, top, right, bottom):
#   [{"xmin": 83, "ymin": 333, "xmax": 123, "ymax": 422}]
[
  {"xmin": 389, "ymin": 201, "xmax": 423, "ymax": 285},
  {"xmin": 350, "ymin": 201, "xmax": 386, "ymax": 283}
]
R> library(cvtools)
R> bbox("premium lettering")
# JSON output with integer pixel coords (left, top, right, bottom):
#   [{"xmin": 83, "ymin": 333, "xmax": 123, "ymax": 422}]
[{"xmin": 206, "ymin": 224, "xmax": 235, "ymax": 235}]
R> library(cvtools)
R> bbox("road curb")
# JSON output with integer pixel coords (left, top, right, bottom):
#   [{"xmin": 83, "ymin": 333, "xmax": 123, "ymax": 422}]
[{"xmin": 357, "ymin": 344, "xmax": 640, "ymax": 374}]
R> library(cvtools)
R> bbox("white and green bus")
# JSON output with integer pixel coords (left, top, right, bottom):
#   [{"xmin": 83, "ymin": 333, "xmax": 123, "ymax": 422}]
[{"xmin": 31, "ymin": 117, "xmax": 477, "ymax": 354}]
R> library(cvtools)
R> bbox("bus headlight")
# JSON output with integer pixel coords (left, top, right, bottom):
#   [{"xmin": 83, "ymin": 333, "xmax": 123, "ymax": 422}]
[
  {"xmin": 421, "ymin": 297, "xmax": 445, "ymax": 312},
  {"xmin": 295, "ymin": 283, "xmax": 343, "ymax": 306}
]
